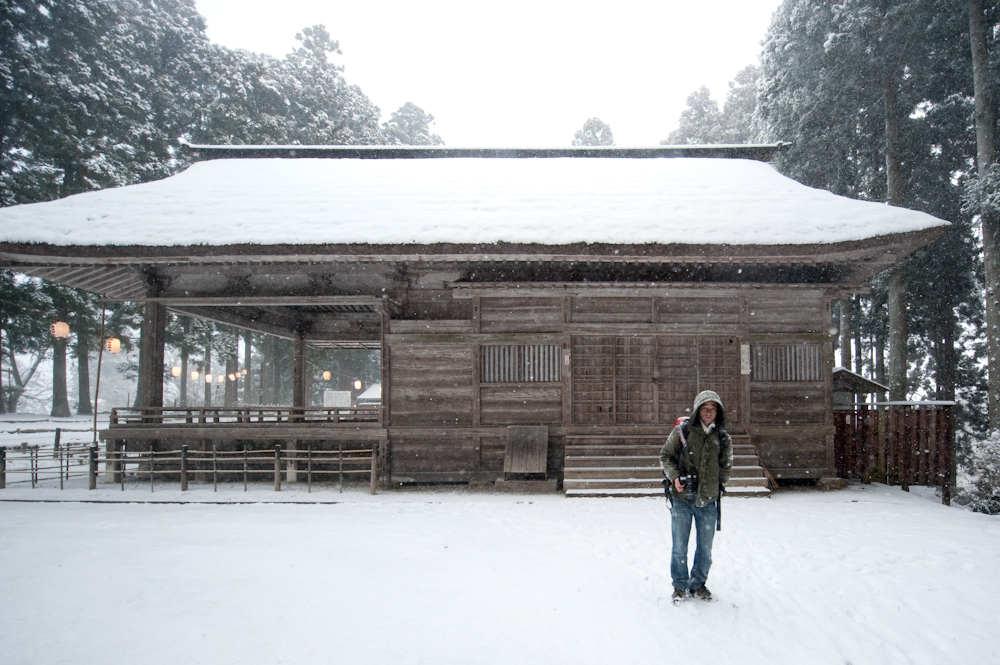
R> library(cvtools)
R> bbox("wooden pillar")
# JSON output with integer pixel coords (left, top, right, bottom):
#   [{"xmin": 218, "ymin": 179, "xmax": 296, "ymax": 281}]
[
  {"xmin": 839, "ymin": 298, "xmax": 852, "ymax": 371},
  {"xmin": 139, "ymin": 301, "xmax": 167, "ymax": 418},
  {"xmin": 292, "ymin": 333, "xmax": 307, "ymax": 411}
]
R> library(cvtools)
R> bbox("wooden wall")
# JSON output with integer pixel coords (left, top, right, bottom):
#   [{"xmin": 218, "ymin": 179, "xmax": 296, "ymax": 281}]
[{"xmin": 385, "ymin": 287, "xmax": 836, "ymax": 482}]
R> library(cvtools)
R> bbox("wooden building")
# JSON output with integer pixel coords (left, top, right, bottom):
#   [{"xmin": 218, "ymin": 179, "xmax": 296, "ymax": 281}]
[{"xmin": 0, "ymin": 145, "xmax": 949, "ymax": 495}]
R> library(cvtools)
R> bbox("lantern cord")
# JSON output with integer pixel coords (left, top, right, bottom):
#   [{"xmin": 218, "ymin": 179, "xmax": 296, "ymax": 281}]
[{"xmin": 93, "ymin": 306, "xmax": 107, "ymax": 446}]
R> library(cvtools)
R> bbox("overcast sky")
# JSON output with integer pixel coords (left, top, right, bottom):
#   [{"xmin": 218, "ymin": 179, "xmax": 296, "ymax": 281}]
[{"xmin": 194, "ymin": 0, "xmax": 783, "ymax": 147}]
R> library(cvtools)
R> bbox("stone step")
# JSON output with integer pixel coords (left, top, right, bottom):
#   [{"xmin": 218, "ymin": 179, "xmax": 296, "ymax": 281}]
[
  {"xmin": 563, "ymin": 465, "xmax": 764, "ymax": 480},
  {"xmin": 563, "ymin": 478, "xmax": 665, "ymax": 491}
]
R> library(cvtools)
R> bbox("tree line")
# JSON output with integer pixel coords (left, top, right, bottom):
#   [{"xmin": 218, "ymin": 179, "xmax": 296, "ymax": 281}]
[
  {"xmin": 666, "ymin": 1, "xmax": 1000, "ymax": 457},
  {"xmin": 1, "ymin": 0, "xmax": 443, "ymax": 208}
]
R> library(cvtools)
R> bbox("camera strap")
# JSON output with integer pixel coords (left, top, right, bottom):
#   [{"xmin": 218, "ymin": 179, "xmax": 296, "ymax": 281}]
[{"xmin": 676, "ymin": 422, "xmax": 697, "ymax": 476}]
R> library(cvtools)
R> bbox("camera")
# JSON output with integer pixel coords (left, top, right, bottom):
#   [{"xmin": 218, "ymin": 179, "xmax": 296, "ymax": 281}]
[{"xmin": 679, "ymin": 473, "xmax": 699, "ymax": 502}]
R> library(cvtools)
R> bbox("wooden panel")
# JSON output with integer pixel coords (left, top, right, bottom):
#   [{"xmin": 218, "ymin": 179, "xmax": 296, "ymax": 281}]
[
  {"xmin": 656, "ymin": 297, "xmax": 741, "ymax": 325},
  {"xmin": 615, "ymin": 336, "xmax": 655, "ymax": 423},
  {"xmin": 698, "ymin": 336, "xmax": 741, "ymax": 424},
  {"xmin": 390, "ymin": 320, "xmax": 474, "ymax": 334},
  {"xmin": 390, "ymin": 433, "xmax": 477, "ymax": 477},
  {"xmin": 750, "ymin": 383, "xmax": 826, "ymax": 424},
  {"xmin": 571, "ymin": 297, "xmax": 652, "ymax": 323},
  {"xmin": 751, "ymin": 344, "xmax": 823, "ymax": 381},
  {"xmin": 748, "ymin": 293, "xmax": 825, "ymax": 334},
  {"xmin": 389, "ymin": 344, "xmax": 473, "ymax": 426},
  {"xmin": 754, "ymin": 431, "xmax": 832, "ymax": 479},
  {"xmin": 481, "ymin": 385, "xmax": 563, "ymax": 425},
  {"xmin": 572, "ymin": 336, "xmax": 615, "ymax": 424},
  {"xmin": 504, "ymin": 426, "xmax": 549, "ymax": 475},
  {"xmin": 480, "ymin": 297, "xmax": 563, "ymax": 332},
  {"xmin": 657, "ymin": 336, "xmax": 699, "ymax": 422}
]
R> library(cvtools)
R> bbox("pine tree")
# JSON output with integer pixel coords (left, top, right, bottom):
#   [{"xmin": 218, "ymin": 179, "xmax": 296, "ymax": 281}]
[
  {"xmin": 383, "ymin": 102, "xmax": 444, "ymax": 145},
  {"xmin": 572, "ymin": 118, "xmax": 615, "ymax": 146}
]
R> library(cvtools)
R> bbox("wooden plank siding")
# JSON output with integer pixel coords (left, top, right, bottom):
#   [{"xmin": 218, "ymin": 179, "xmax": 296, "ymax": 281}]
[
  {"xmin": 383, "ymin": 288, "xmax": 840, "ymax": 483},
  {"xmin": 388, "ymin": 343, "xmax": 474, "ymax": 426}
]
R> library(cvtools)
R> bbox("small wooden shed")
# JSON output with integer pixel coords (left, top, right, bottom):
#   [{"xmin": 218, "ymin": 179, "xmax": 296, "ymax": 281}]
[{"xmin": 0, "ymin": 145, "xmax": 949, "ymax": 495}]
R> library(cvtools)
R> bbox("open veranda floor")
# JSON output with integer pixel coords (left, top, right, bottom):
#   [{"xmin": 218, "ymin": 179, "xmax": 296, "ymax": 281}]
[{"xmin": 1, "ymin": 482, "xmax": 997, "ymax": 665}]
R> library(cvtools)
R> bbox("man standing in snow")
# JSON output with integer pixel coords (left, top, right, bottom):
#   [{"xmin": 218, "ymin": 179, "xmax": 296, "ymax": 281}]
[{"xmin": 660, "ymin": 390, "xmax": 733, "ymax": 603}]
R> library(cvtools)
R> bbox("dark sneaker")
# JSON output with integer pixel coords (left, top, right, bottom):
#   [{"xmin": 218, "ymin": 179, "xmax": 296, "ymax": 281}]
[
  {"xmin": 671, "ymin": 588, "xmax": 687, "ymax": 604},
  {"xmin": 691, "ymin": 586, "xmax": 712, "ymax": 601}
]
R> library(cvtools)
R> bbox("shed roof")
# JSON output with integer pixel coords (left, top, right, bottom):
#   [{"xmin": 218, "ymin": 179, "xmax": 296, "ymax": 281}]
[{"xmin": 0, "ymin": 151, "xmax": 948, "ymax": 248}]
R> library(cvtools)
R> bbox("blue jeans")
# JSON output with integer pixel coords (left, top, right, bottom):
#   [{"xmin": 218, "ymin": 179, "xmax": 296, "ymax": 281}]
[{"xmin": 670, "ymin": 499, "xmax": 717, "ymax": 591}]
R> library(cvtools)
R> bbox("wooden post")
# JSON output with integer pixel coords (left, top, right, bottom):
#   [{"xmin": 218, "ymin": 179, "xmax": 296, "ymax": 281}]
[
  {"xmin": 149, "ymin": 447, "xmax": 154, "ymax": 493},
  {"xmin": 139, "ymin": 301, "xmax": 167, "ymax": 411},
  {"xmin": 1, "ymin": 447, "xmax": 6, "ymax": 489},
  {"xmin": 370, "ymin": 442, "xmax": 378, "ymax": 495},
  {"xmin": 307, "ymin": 444, "xmax": 312, "ymax": 493},
  {"xmin": 59, "ymin": 442, "xmax": 64, "ymax": 490},
  {"xmin": 120, "ymin": 442, "xmax": 126, "ymax": 491},
  {"xmin": 212, "ymin": 444, "xmax": 218, "ymax": 492},
  {"xmin": 31, "ymin": 446, "xmax": 36, "ymax": 488},
  {"xmin": 88, "ymin": 446, "xmax": 97, "ymax": 490},
  {"xmin": 53, "ymin": 427, "xmax": 61, "ymax": 458},
  {"xmin": 274, "ymin": 444, "xmax": 281, "ymax": 492},
  {"xmin": 181, "ymin": 445, "xmax": 188, "ymax": 491},
  {"xmin": 243, "ymin": 446, "xmax": 248, "ymax": 492},
  {"xmin": 338, "ymin": 441, "xmax": 343, "ymax": 493}
]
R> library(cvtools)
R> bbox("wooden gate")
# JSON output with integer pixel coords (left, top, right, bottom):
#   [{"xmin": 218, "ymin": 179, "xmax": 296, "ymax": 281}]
[{"xmin": 834, "ymin": 403, "xmax": 954, "ymax": 502}]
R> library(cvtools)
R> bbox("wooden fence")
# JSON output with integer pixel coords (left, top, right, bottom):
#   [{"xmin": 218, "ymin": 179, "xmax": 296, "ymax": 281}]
[
  {"xmin": 834, "ymin": 402, "xmax": 953, "ymax": 503},
  {"xmin": 110, "ymin": 406, "xmax": 381, "ymax": 427},
  {"xmin": 0, "ymin": 442, "xmax": 380, "ymax": 494}
]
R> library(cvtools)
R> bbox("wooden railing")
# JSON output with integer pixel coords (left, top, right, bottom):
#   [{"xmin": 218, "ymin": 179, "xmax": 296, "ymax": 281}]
[
  {"xmin": 1, "ymin": 442, "xmax": 381, "ymax": 494},
  {"xmin": 834, "ymin": 402, "xmax": 954, "ymax": 503},
  {"xmin": 109, "ymin": 406, "xmax": 382, "ymax": 427}
]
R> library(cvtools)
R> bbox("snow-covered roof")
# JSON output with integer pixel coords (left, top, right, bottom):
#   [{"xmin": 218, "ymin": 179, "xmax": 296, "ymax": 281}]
[
  {"xmin": 0, "ymin": 156, "xmax": 948, "ymax": 247},
  {"xmin": 357, "ymin": 383, "xmax": 381, "ymax": 401}
]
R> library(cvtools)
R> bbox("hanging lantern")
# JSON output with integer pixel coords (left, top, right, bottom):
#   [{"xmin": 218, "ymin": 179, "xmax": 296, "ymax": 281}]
[
  {"xmin": 354, "ymin": 380, "xmax": 362, "ymax": 390},
  {"xmin": 51, "ymin": 321, "xmax": 70, "ymax": 338},
  {"xmin": 242, "ymin": 368, "xmax": 248, "ymax": 376},
  {"xmin": 204, "ymin": 373, "xmax": 213, "ymax": 383},
  {"xmin": 217, "ymin": 375, "xmax": 225, "ymax": 383},
  {"xmin": 228, "ymin": 373, "xmax": 236, "ymax": 381},
  {"xmin": 191, "ymin": 370, "xmax": 200, "ymax": 381},
  {"xmin": 171, "ymin": 366, "xmax": 182, "ymax": 377},
  {"xmin": 323, "ymin": 371, "xmax": 332, "ymax": 381},
  {"xmin": 105, "ymin": 337, "xmax": 121, "ymax": 354}
]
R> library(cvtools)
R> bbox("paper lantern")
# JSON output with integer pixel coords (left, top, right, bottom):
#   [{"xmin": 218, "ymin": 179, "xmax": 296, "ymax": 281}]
[
  {"xmin": 354, "ymin": 380, "xmax": 362, "ymax": 390},
  {"xmin": 51, "ymin": 321, "xmax": 70, "ymax": 338},
  {"xmin": 228, "ymin": 373, "xmax": 236, "ymax": 381},
  {"xmin": 191, "ymin": 370, "xmax": 200, "ymax": 381},
  {"xmin": 171, "ymin": 366, "xmax": 182, "ymax": 377},
  {"xmin": 217, "ymin": 375, "xmax": 225, "ymax": 383},
  {"xmin": 105, "ymin": 337, "xmax": 121, "ymax": 353},
  {"xmin": 204, "ymin": 373, "xmax": 213, "ymax": 383},
  {"xmin": 323, "ymin": 371, "xmax": 332, "ymax": 381}
]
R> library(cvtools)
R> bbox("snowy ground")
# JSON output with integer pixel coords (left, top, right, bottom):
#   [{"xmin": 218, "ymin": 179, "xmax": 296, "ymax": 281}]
[{"xmin": 1, "ymin": 477, "xmax": 997, "ymax": 665}]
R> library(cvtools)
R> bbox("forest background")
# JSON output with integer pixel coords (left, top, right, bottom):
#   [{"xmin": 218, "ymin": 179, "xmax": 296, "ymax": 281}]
[{"xmin": 2, "ymin": 0, "xmax": 1000, "ymax": 503}]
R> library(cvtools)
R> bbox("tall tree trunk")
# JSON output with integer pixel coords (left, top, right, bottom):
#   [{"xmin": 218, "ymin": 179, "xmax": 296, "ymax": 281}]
[
  {"xmin": 0, "ymin": 329, "xmax": 5, "ymax": 415},
  {"xmin": 839, "ymin": 298, "xmax": 853, "ymax": 370},
  {"xmin": 885, "ymin": 71, "xmax": 907, "ymax": 401},
  {"xmin": 203, "ymin": 328, "xmax": 213, "ymax": 407},
  {"xmin": 51, "ymin": 339, "xmax": 71, "ymax": 417},
  {"xmin": 180, "ymin": 347, "xmax": 188, "ymax": 406},
  {"xmin": 261, "ymin": 334, "xmax": 273, "ymax": 404},
  {"xmin": 887, "ymin": 267, "xmax": 908, "ymax": 401},
  {"xmin": 243, "ymin": 329, "xmax": 253, "ymax": 405},
  {"xmin": 971, "ymin": 0, "xmax": 1000, "ymax": 428},
  {"xmin": 224, "ymin": 356, "xmax": 237, "ymax": 407},
  {"xmin": 75, "ymin": 334, "xmax": 92, "ymax": 415}
]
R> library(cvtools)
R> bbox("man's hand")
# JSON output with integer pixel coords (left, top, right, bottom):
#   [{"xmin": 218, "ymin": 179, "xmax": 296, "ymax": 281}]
[{"xmin": 673, "ymin": 477, "xmax": 685, "ymax": 493}]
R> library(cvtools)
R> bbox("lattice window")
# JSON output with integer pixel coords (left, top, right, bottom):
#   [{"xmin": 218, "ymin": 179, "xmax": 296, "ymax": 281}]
[
  {"xmin": 481, "ymin": 345, "xmax": 561, "ymax": 383},
  {"xmin": 751, "ymin": 344, "xmax": 823, "ymax": 382}
]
